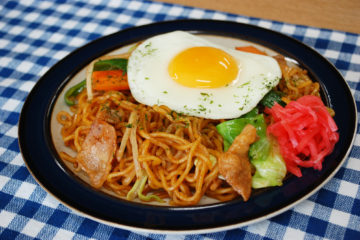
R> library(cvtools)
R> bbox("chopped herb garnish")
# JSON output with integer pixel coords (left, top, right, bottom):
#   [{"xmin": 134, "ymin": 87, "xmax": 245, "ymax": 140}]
[
  {"xmin": 198, "ymin": 105, "xmax": 206, "ymax": 112},
  {"xmin": 238, "ymin": 82, "xmax": 250, "ymax": 88},
  {"xmin": 139, "ymin": 42, "xmax": 157, "ymax": 56}
]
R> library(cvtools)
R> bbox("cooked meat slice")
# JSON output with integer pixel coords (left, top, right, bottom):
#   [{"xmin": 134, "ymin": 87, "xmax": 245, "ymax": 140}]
[
  {"xmin": 219, "ymin": 124, "xmax": 257, "ymax": 201},
  {"xmin": 77, "ymin": 119, "xmax": 117, "ymax": 188}
]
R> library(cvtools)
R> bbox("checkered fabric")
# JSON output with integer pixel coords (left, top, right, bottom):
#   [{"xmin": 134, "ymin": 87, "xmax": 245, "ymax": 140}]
[{"xmin": 0, "ymin": 0, "xmax": 359, "ymax": 239}]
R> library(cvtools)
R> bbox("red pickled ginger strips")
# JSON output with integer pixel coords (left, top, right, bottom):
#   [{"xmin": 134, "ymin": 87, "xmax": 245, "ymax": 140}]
[{"xmin": 265, "ymin": 95, "xmax": 339, "ymax": 177}]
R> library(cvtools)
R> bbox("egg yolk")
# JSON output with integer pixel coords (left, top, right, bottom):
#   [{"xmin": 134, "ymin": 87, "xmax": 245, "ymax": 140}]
[{"xmin": 168, "ymin": 47, "xmax": 239, "ymax": 88}]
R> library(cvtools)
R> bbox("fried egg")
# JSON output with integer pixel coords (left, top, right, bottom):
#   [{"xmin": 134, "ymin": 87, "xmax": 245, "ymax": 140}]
[{"xmin": 127, "ymin": 31, "xmax": 281, "ymax": 119}]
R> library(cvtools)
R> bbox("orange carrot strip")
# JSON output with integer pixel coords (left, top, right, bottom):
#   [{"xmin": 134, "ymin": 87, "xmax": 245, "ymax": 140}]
[
  {"xmin": 92, "ymin": 70, "xmax": 129, "ymax": 91},
  {"xmin": 235, "ymin": 46, "xmax": 267, "ymax": 55}
]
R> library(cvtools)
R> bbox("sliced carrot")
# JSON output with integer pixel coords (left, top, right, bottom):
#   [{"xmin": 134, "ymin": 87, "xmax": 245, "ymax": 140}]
[
  {"xmin": 92, "ymin": 70, "xmax": 129, "ymax": 91},
  {"xmin": 235, "ymin": 46, "xmax": 267, "ymax": 55}
]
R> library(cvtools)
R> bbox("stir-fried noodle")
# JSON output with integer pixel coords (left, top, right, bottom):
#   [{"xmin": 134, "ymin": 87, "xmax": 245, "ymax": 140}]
[{"xmin": 57, "ymin": 53, "xmax": 321, "ymax": 206}]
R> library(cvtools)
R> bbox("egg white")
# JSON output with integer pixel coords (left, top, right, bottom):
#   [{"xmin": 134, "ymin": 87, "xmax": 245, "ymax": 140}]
[{"xmin": 127, "ymin": 31, "xmax": 281, "ymax": 119}]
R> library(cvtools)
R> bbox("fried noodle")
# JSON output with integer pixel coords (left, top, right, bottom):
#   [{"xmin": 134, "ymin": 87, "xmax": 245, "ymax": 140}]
[
  {"xmin": 56, "ymin": 52, "xmax": 321, "ymax": 206},
  {"xmin": 274, "ymin": 55, "xmax": 320, "ymax": 102},
  {"xmin": 57, "ymin": 90, "xmax": 238, "ymax": 205}
]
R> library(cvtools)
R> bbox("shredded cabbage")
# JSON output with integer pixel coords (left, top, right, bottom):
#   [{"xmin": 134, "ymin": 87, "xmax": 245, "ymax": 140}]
[
  {"xmin": 127, "ymin": 175, "xmax": 164, "ymax": 202},
  {"xmin": 216, "ymin": 109, "xmax": 286, "ymax": 188}
]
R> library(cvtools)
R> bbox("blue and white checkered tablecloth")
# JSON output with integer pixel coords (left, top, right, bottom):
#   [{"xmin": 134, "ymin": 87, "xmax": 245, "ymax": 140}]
[{"xmin": 0, "ymin": 0, "xmax": 359, "ymax": 239}]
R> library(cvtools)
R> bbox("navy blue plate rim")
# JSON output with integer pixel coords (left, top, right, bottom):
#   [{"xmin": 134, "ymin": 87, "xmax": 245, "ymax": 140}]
[{"xmin": 18, "ymin": 19, "xmax": 357, "ymax": 234}]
